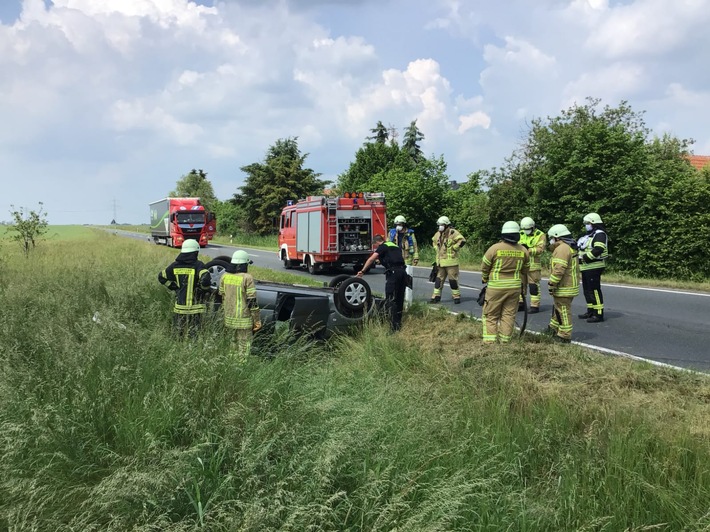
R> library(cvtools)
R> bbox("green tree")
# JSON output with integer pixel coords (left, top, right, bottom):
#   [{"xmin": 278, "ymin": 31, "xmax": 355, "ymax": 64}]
[
  {"xmin": 170, "ymin": 169, "xmax": 218, "ymax": 212},
  {"xmin": 337, "ymin": 141, "xmax": 401, "ymax": 193},
  {"xmin": 482, "ymin": 98, "xmax": 708, "ymax": 279},
  {"xmin": 367, "ymin": 155, "xmax": 450, "ymax": 234},
  {"xmin": 402, "ymin": 119, "xmax": 425, "ymax": 163},
  {"xmin": 367, "ymin": 121, "xmax": 389, "ymax": 144},
  {"xmin": 8, "ymin": 203, "xmax": 49, "ymax": 257},
  {"xmin": 235, "ymin": 138, "xmax": 328, "ymax": 234},
  {"xmin": 443, "ymin": 172, "xmax": 489, "ymax": 251}
]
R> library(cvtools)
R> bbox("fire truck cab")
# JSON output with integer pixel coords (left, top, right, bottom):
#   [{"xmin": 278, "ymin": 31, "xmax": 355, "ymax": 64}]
[{"xmin": 278, "ymin": 192, "xmax": 387, "ymax": 274}]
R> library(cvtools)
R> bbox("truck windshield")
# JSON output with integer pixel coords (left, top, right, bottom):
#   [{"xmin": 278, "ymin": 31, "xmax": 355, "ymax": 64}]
[{"xmin": 176, "ymin": 212, "xmax": 205, "ymax": 224}]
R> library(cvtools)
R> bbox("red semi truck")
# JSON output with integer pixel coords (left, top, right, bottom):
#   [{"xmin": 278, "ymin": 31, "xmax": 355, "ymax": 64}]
[
  {"xmin": 149, "ymin": 197, "xmax": 216, "ymax": 248},
  {"xmin": 277, "ymin": 192, "xmax": 387, "ymax": 274}
]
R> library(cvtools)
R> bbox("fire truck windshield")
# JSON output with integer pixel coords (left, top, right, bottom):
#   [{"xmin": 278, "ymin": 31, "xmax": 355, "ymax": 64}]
[{"xmin": 176, "ymin": 212, "xmax": 205, "ymax": 224}]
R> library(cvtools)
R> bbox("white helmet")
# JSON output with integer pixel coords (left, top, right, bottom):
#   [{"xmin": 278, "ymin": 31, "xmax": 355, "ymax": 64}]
[
  {"xmin": 181, "ymin": 239, "xmax": 200, "ymax": 253},
  {"xmin": 583, "ymin": 212, "xmax": 603, "ymax": 224},
  {"xmin": 437, "ymin": 216, "xmax": 451, "ymax": 226},
  {"xmin": 520, "ymin": 217, "xmax": 535, "ymax": 230},
  {"xmin": 502, "ymin": 221, "xmax": 520, "ymax": 234},
  {"xmin": 548, "ymin": 224, "xmax": 571, "ymax": 238},
  {"xmin": 393, "ymin": 215, "xmax": 407, "ymax": 225},
  {"xmin": 231, "ymin": 250, "xmax": 250, "ymax": 264}
]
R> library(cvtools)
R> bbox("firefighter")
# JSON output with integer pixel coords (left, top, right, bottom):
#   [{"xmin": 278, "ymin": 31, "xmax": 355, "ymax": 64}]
[
  {"xmin": 218, "ymin": 250, "xmax": 261, "ymax": 357},
  {"xmin": 158, "ymin": 239, "xmax": 211, "ymax": 338},
  {"xmin": 387, "ymin": 215, "xmax": 419, "ymax": 308},
  {"xmin": 546, "ymin": 224, "xmax": 580, "ymax": 343},
  {"xmin": 387, "ymin": 215, "xmax": 419, "ymax": 266},
  {"xmin": 429, "ymin": 216, "xmax": 466, "ymax": 304},
  {"xmin": 577, "ymin": 212, "xmax": 609, "ymax": 323},
  {"xmin": 357, "ymin": 234, "xmax": 407, "ymax": 331},
  {"xmin": 480, "ymin": 221, "xmax": 529, "ymax": 343},
  {"xmin": 518, "ymin": 217, "xmax": 547, "ymax": 313}
]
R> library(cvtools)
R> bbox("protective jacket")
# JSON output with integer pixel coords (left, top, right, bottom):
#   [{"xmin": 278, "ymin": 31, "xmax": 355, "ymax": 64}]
[
  {"xmin": 481, "ymin": 242, "xmax": 530, "ymax": 292},
  {"xmin": 432, "ymin": 228, "xmax": 466, "ymax": 267},
  {"xmin": 387, "ymin": 228, "xmax": 419, "ymax": 264},
  {"xmin": 158, "ymin": 252, "xmax": 210, "ymax": 315},
  {"xmin": 577, "ymin": 228, "xmax": 609, "ymax": 271},
  {"xmin": 219, "ymin": 271, "xmax": 259, "ymax": 330},
  {"xmin": 549, "ymin": 239, "xmax": 580, "ymax": 297},
  {"xmin": 520, "ymin": 228, "xmax": 546, "ymax": 271}
]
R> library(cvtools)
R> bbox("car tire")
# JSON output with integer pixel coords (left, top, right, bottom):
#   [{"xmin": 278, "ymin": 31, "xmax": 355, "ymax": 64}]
[
  {"xmin": 204, "ymin": 259, "xmax": 231, "ymax": 292},
  {"xmin": 328, "ymin": 274, "xmax": 352, "ymax": 289},
  {"xmin": 214, "ymin": 255, "xmax": 232, "ymax": 263},
  {"xmin": 336, "ymin": 277, "xmax": 372, "ymax": 312}
]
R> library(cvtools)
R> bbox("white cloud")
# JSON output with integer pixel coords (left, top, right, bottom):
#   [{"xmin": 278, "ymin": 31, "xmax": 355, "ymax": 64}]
[{"xmin": 1, "ymin": 0, "xmax": 710, "ymax": 223}]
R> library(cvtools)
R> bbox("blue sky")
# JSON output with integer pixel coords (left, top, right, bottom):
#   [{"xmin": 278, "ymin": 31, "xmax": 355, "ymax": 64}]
[{"xmin": 2, "ymin": 0, "xmax": 709, "ymax": 224}]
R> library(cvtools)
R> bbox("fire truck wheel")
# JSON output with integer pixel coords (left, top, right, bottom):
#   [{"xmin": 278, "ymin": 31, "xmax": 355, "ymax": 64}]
[
  {"xmin": 336, "ymin": 277, "xmax": 372, "ymax": 312},
  {"xmin": 204, "ymin": 259, "xmax": 230, "ymax": 292},
  {"xmin": 306, "ymin": 256, "xmax": 317, "ymax": 275},
  {"xmin": 328, "ymin": 274, "xmax": 352, "ymax": 289}
]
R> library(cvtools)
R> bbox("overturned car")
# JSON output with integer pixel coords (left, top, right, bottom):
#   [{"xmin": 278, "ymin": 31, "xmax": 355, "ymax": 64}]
[{"xmin": 204, "ymin": 258, "xmax": 382, "ymax": 338}]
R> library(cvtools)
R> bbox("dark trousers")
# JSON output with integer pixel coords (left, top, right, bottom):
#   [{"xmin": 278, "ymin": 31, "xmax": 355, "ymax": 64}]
[
  {"xmin": 581, "ymin": 268, "xmax": 604, "ymax": 317},
  {"xmin": 173, "ymin": 313, "xmax": 203, "ymax": 339},
  {"xmin": 385, "ymin": 268, "xmax": 407, "ymax": 331}
]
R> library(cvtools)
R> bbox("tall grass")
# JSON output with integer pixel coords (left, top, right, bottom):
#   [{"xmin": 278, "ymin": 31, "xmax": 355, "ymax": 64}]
[{"xmin": 1, "ymin": 234, "xmax": 709, "ymax": 530}]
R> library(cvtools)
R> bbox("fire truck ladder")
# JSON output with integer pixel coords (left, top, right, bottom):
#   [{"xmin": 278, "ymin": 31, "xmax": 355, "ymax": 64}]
[{"xmin": 326, "ymin": 198, "xmax": 339, "ymax": 252}]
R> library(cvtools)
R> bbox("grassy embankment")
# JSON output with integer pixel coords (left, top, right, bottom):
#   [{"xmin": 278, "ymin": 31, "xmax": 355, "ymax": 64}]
[{"xmin": 0, "ymin": 226, "xmax": 709, "ymax": 530}]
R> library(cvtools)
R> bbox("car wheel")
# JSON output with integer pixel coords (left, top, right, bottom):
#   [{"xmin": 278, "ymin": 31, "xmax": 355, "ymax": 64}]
[
  {"xmin": 328, "ymin": 274, "xmax": 352, "ymax": 289},
  {"xmin": 214, "ymin": 255, "xmax": 232, "ymax": 263},
  {"xmin": 336, "ymin": 277, "xmax": 372, "ymax": 312},
  {"xmin": 204, "ymin": 259, "xmax": 231, "ymax": 291}
]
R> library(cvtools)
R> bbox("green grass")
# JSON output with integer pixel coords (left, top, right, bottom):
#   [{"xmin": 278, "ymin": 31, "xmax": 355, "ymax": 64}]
[{"xmin": 1, "ymin": 233, "xmax": 709, "ymax": 530}]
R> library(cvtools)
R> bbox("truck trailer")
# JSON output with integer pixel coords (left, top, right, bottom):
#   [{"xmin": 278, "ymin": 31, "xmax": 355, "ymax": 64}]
[
  {"xmin": 149, "ymin": 197, "xmax": 216, "ymax": 248},
  {"xmin": 277, "ymin": 192, "xmax": 387, "ymax": 274}
]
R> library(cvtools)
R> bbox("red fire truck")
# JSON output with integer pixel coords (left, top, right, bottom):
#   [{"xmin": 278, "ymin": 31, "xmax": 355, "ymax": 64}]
[{"xmin": 278, "ymin": 192, "xmax": 387, "ymax": 274}]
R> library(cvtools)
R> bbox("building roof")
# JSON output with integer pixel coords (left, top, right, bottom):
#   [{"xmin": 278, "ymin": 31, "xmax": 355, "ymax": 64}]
[{"xmin": 688, "ymin": 155, "xmax": 710, "ymax": 171}]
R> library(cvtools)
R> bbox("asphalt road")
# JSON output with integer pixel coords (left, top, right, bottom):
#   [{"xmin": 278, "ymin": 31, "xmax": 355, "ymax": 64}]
[{"xmin": 119, "ymin": 230, "xmax": 710, "ymax": 373}]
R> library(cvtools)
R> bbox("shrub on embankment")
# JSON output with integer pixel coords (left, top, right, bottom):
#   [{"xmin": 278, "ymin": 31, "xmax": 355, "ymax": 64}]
[{"xmin": 0, "ymin": 230, "xmax": 709, "ymax": 530}]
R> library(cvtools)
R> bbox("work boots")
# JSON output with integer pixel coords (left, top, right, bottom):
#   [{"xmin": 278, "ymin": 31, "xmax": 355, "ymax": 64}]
[
  {"xmin": 587, "ymin": 313, "xmax": 604, "ymax": 323},
  {"xmin": 578, "ymin": 310, "xmax": 591, "ymax": 319},
  {"xmin": 428, "ymin": 296, "xmax": 441, "ymax": 304}
]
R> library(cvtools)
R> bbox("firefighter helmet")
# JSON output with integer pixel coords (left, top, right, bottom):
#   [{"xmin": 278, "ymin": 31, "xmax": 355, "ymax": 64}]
[
  {"xmin": 520, "ymin": 217, "xmax": 535, "ymax": 230},
  {"xmin": 231, "ymin": 250, "xmax": 250, "ymax": 264},
  {"xmin": 548, "ymin": 224, "xmax": 571, "ymax": 238},
  {"xmin": 583, "ymin": 212, "xmax": 603, "ymax": 224},
  {"xmin": 181, "ymin": 239, "xmax": 200, "ymax": 253},
  {"xmin": 437, "ymin": 216, "xmax": 451, "ymax": 226},
  {"xmin": 502, "ymin": 221, "xmax": 520, "ymax": 234},
  {"xmin": 393, "ymin": 215, "xmax": 407, "ymax": 225}
]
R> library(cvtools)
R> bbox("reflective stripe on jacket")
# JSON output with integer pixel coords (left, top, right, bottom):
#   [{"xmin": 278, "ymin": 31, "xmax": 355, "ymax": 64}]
[
  {"xmin": 387, "ymin": 228, "xmax": 419, "ymax": 263},
  {"xmin": 519, "ymin": 228, "xmax": 546, "ymax": 271},
  {"xmin": 219, "ymin": 272, "xmax": 258, "ymax": 329},
  {"xmin": 432, "ymin": 228, "xmax": 466, "ymax": 267},
  {"xmin": 481, "ymin": 242, "xmax": 530, "ymax": 290},
  {"xmin": 159, "ymin": 259, "xmax": 210, "ymax": 315},
  {"xmin": 577, "ymin": 230, "xmax": 608, "ymax": 271},
  {"xmin": 549, "ymin": 242, "xmax": 580, "ymax": 297}
]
